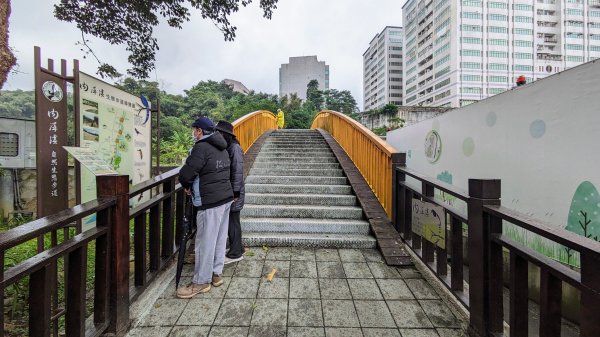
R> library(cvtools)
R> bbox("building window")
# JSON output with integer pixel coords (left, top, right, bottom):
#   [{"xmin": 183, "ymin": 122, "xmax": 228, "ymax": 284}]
[
  {"xmin": 462, "ymin": 37, "xmax": 483, "ymax": 44},
  {"xmin": 435, "ymin": 66, "xmax": 451, "ymax": 78},
  {"xmin": 435, "ymin": 55, "xmax": 451, "ymax": 67},
  {"xmin": 389, "ymin": 54, "xmax": 402, "ymax": 58},
  {"xmin": 488, "ymin": 2, "xmax": 508, "ymax": 9},
  {"xmin": 406, "ymin": 95, "xmax": 417, "ymax": 103},
  {"xmin": 566, "ymin": 20, "xmax": 584, "ymax": 27},
  {"xmin": 488, "ymin": 63, "xmax": 508, "ymax": 70},
  {"xmin": 513, "ymin": 52, "xmax": 533, "ymax": 59},
  {"xmin": 435, "ymin": 78, "xmax": 451, "ymax": 89},
  {"xmin": 566, "ymin": 32, "xmax": 584, "ymax": 38},
  {"xmin": 461, "ymin": 62, "xmax": 482, "ymax": 69},
  {"xmin": 488, "ymin": 75, "xmax": 508, "ymax": 82},
  {"xmin": 590, "ymin": 34, "xmax": 600, "ymax": 40},
  {"xmin": 435, "ymin": 90, "xmax": 451, "ymax": 100},
  {"xmin": 488, "ymin": 50, "xmax": 508, "ymax": 58},
  {"xmin": 435, "ymin": 42, "xmax": 451, "ymax": 56},
  {"xmin": 0, "ymin": 132, "xmax": 19, "ymax": 157},
  {"xmin": 566, "ymin": 8, "xmax": 584, "ymax": 16},
  {"xmin": 460, "ymin": 99, "xmax": 477, "ymax": 106},
  {"xmin": 462, "ymin": 87, "xmax": 482, "ymax": 94},
  {"xmin": 513, "ymin": 3, "xmax": 533, "ymax": 11},
  {"xmin": 462, "ymin": 74, "xmax": 482, "ymax": 81},
  {"xmin": 590, "ymin": 23, "xmax": 600, "ymax": 28},
  {"xmin": 566, "ymin": 55, "xmax": 584, "ymax": 62},
  {"xmin": 462, "ymin": 12, "xmax": 483, "ymax": 19},
  {"xmin": 514, "ymin": 64, "xmax": 534, "ymax": 71},
  {"xmin": 461, "ymin": 49, "xmax": 482, "ymax": 56},
  {"xmin": 389, "ymin": 46, "xmax": 402, "ymax": 51},
  {"xmin": 513, "ymin": 28, "xmax": 533, "ymax": 35},
  {"xmin": 488, "ymin": 88, "xmax": 507, "ymax": 95},
  {"xmin": 489, "ymin": 39, "xmax": 508, "ymax": 45},
  {"xmin": 462, "ymin": 24, "xmax": 483, "ymax": 32},
  {"xmin": 489, "ymin": 14, "xmax": 508, "ymax": 21},
  {"xmin": 514, "ymin": 40, "xmax": 533, "ymax": 47},
  {"xmin": 488, "ymin": 26, "xmax": 508, "ymax": 34},
  {"xmin": 513, "ymin": 16, "xmax": 533, "ymax": 23},
  {"xmin": 390, "ymin": 77, "xmax": 402, "ymax": 82},
  {"xmin": 566, "ymin": 44, "xmax": 584, "ymax": 50},
  {"xmin": 590, "ymin": 11, "xmax": 600, "ymax": 17},
  {"xmin": 590, "ymin": 45, "xmax": 600, "ymax": 51},
  {"xmin": 390, "ymin": 38, "xmax": 402, "ymax": 43}
]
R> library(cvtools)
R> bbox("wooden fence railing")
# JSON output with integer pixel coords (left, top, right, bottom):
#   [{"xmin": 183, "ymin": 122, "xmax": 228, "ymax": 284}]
[
  {"xmin": 0, "ymin": 170, "xmax": 185, "ymax": 337},
  {"xmin": 232, "ymin": 110, "xmax": 277, "ymax": 153},
  {"xmin": 393, "ymin": 165, "xmax": 600, "ymax": 337},
  {"xmin": 311, "ymin": 110, "xmax": 402, "ymax": 217}
]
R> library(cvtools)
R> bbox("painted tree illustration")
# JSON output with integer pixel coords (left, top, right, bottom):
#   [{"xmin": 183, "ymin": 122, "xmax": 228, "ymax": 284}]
[{"xmin": 565, "ymin": 181, "xmax": 600, "ymax": 264}]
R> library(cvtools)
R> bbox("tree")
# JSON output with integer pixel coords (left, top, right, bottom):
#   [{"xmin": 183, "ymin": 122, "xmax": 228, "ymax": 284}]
[
  {"xmin": 323, "ymin": 89, "xmax": 357, "ymax": 115},
  {"xmin": 0, "ymin": 2, "xmax": 16, "ymax": 90},
  {"xmin": 380, "ymin": 103, "xmax": 399, "ymax": 116},
  {"xmin": 306, "ymin": 79, "xmax": 323, "ymax": 110}
]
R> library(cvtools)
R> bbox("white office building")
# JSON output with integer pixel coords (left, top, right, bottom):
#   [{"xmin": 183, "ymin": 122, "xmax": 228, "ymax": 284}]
[
  {"xmin": 279, "ymin": 56, "xmax": 329, "ymax": 100},
  {"xmin": 363, "ymin": 26, "xmax": 404, "ymax": 111},
  {"xmin": 402, "ymin": 0, "xmax": 600, "ymax": 107}
]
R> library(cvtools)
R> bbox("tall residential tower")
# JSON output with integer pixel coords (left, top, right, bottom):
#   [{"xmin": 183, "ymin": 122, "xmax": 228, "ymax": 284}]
[
  {"xmin": 363, "ymin": 26, "xmax": 404, "ymax": 111},
  {"xmin": 402, "ymin": 0, "xmax": 600, "ymax": 107},
  {"xmin": 279, "ymin": 56, "xmax": 329, "ymax": 100}
]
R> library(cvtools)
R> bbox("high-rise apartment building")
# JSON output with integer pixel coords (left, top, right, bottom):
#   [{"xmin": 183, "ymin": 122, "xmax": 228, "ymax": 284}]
[
  {"xmin": 279, "ymin": 56, "xmax": 329, "ymax": 100},
  {"xmin": 402, "ymin": 0, "xmax": 600, "ymax": 107},
  {"xmin": 363, "ymin": 26, "xmax": 404, "ymax": 111}
]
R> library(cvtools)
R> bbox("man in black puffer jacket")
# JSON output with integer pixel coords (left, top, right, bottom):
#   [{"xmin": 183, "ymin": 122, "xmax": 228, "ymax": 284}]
[
  {"xmin": 177, "ymin": 117, "xmax": 233, "ymax": 299},
  {"xmin": 215, "ymin": 120, "xmax": 245, "ymax": 264}
]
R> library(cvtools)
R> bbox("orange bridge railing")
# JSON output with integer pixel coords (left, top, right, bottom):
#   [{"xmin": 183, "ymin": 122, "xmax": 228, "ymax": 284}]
[{"xmin": 232, "ymin": 110, "xmax": 277, "ymax": 153}]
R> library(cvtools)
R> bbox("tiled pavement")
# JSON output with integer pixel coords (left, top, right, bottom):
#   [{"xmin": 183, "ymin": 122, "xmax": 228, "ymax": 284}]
[{"xmin": 126, "ymin": 248, "xmax": 468, "ymax": 337}]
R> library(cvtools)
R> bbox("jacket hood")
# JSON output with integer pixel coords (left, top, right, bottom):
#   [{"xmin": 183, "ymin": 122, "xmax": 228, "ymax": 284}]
[{"xmin": 201, "ymin": 132, "xmax": 228, "ymax": 151}]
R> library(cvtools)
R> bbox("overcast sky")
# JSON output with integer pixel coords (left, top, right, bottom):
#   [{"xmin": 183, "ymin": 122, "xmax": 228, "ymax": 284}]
[{"xmin": 6, "ymin": 0, "xmax": 405, "ymax": 108}]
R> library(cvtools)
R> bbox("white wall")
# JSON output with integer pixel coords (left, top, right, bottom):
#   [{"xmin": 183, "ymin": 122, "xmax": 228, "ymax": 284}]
[{"xmin": 387, "ymin": 60, "xmax": 600, "ymax": 266}]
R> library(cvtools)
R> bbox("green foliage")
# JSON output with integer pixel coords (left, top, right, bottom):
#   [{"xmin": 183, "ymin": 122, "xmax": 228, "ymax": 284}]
[
  {"xmin": 53, "ymin": 0, "xmax": 280, "ymax": 79},
  {"xmin": 372, "ymin": 127, "xmax": 388, "ymax": 136},
  {"xmin": 306, "ymin": 80, "xmax": 323, "ymax": 110},
  {"xmin": 322, "ymin": 89, "xmax": 358, "ymax": 115},
  {"xmin": 0, "ymin": 89, "xmax": 35, "ymax": 120}
]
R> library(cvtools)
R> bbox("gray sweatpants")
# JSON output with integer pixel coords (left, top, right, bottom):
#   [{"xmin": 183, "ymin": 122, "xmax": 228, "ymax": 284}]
[{"xmin": 193, "ymin": 201, "xmax": 232, "ymax": 284}]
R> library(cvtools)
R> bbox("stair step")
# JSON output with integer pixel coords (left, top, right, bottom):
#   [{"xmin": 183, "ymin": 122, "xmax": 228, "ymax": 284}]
[
  {"xmin": 249, "ymin": 168, "xmax": 344, "ymax": 177},
  {"xmin": 245, "ymin": 184, "xmax": 352, "ymax": 195},
  {"xmin": 241, "ymin": 218, "xmax": 370, "ymax": 234},
  {"xmin": 251, "ymin": 162, "xmax": 340, "ymax": 169},
  {"xmin": 241, "ymin": 205, "xmax": 363, "ymax": 219},
  {"xmin": 245, "ymin": 193, "xmax": 356, "ymax": 206},
  {"xmin": 253, "ymin": 156, "xmax": 339, "ymax": 163},
  {"xmin": 262, "ymin": 144, "xmax": 331, "ymax": 149},
  {"xmin": 260, "ymin": 148, "xmax": 333, "ymax": 154},
  {"xmin": 245, "ymin": 175, "xmax": 347, "ymax": 185},
  {"xmin": 256, "ymin": 152, "xmax": 335, "ymax": 158},
  {"xmin": 242, "ymin": 233, "xmax": 376, "ymax": 249}
]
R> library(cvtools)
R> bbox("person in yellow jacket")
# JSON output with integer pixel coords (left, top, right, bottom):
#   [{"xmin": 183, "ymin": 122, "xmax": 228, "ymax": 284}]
[{"xmin": 276, "ymin": 109, "xmax": 285, "ymax": 129}]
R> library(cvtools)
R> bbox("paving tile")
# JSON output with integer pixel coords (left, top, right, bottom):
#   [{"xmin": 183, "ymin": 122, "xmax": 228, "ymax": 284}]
[
  {"xmin": 368, "ymin": 262, "xmax": 401, "ymax": 279},
  {"xmin": 353, "ymin": 300, "xmax": 396, "ymax": 328},
  {"xmin": 266, "ymin": 247, "xmax": 292, "ymax": 260},
  {"xmin": 225, "ymin": 277, "xmax": 260, "ymax": 299},
  {"xmin": 398, "ymin": 328, "xmax": 440, "ymax": 337},
  {"xmin": 338, "ymin": 249, "xmax": 366, "ymax": 262},
  {"xmin": 288, "ymin": 327, "xmax": 325, "ymax": 337},
  {"xmin": 257, "ymin": 277, "xmax": 289, "ymax": 299},
  {"xmin": 208, "ymin": 326, "xmax": 249, "ymax": 337},
  {"xmin": 235, "ymin": 260, "xmax": 266, "ymax": 278},
  {"xmin": 250, "ymin": 299, "xmax": 288, "ymax": 326},
  {"xmin": 387, "ymin": 300, "xmax": 433, "ymax": 328},
  {"xmin": 290, "ymin": 260, "xmax": 318, "ymax": 278},
  {"xmin": 244, "ymin": 247, "xmax": 268, "ymax": 260},
  {"xmin": 262, "ymin": 260, "xmax": 291, "ymax": 278},
  {"xmin": 213, "ymin": 298, "xmax": 254, "ymax": 326},
  {"xmin": 315, "ymin": 249, "xmax": 340, "ymax": 262},
  {"xmin": 319, "ymin": 279, "xmax": 352, "ymax": 300},
  {"xmin": 397, "ymin": 267, "xmax": 422, "ymax": 279},
  {"xmin": 361, "ymin": 250, "xmax": 385, "ymax": 263},
  {"xmin": 405, "ymin": 279, "xmax": 439, "ymax": 299},
  {"xmin": 322, "ymin": 300, "xmax": 360, "ymax": 327},
  {"xmin": 290, "ymin": 278, "xmax": 320, "ymax": 299},
  {"xmin": 419, "ymin": 300, "xmax": 461, "ymax": 328},
  {"xmin": 361, "ymin": 328, "xmax": 401, "ymax": 337},
  {"xmin": 169, "ymin": 326, "xmax": 210, "ymax": 337},
  {"xmin": 176, "ymin": 298, "xmax": 222, "ymax": 325},
  {"xmin": 127, "ymin": 326, "xmax": 172, "ymax": 337},
  {"xmin": 290, "ymin": 248, "xmax": 316, "ymax": 261},
  {"xmin": 325, "ymin": 327, "xmax": 363, "ymax": 337},
  {"xmin": 376, "ymin": 279, "xmax": 414, "ymax": 300},
  {"xmin": 288, "ymin": 299, "xmax": 324, "ymax": 327},
  {"xmin": 248, "ymin": 325, "xmax": 286, "ymax": 337},
  {"xmin": 182, "ymin": 263, "xmax": 195, "ymax": 276},
  {"xmin": 141, "ymin": 299, "xmax": 187, "ymax": 326},
  {"xmin": 317, "ymin": 261, "xmax": 346, "ymax": 278},
  {"xmin": 222, "ymin": 263, "xmax": 237, "ymax": 277},
  {"xmin": 347, "ymin": 279, "xmax": 383, "ymax": 300},
  {"xmin": 343, "ymin": 262, "xmax": 374, "ymax": 278},
  {"xmin": 436, "ymin": 328, "xmax": 467, "ymax": 337},
  {"xmin": 202, "ymin": 277, "xmax": 232, "ymax": 299},
  {"xmin": 161, "ymin": 277, "xmax": 192, "ymax": 299}
]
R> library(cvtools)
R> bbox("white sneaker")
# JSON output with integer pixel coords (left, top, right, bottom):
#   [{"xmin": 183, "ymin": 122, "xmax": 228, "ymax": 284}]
[{"xmin": 224, "ymin": 255, "xmax": 244, "ymax": 265}]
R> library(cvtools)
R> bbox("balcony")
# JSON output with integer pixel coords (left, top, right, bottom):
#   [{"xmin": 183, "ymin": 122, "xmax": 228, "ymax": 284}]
[{"xmin": 537, "ymin": 53, "xmax": 562, "ymax": 61}]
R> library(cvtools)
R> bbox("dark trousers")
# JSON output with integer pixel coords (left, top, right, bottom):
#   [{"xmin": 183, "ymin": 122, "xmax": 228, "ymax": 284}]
[{"xmin": 227, "ymin": 211, "xmax": 243, "ymax": 258}]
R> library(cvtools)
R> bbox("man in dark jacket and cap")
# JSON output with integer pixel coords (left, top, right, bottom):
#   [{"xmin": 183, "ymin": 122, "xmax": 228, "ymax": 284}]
[
  {"xmin": 177, "ymin": 116, "xmax": 233, "ymax": 298},
  {"xmin": 215, "ymin": 120, "xmax": 245, "ymax": 264}
]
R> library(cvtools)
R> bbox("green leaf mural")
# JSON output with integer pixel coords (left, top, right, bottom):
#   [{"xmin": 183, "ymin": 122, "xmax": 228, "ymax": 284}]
[{"xmin": 566, "ymin": 181, "xmax": 600, "ymax": 241}]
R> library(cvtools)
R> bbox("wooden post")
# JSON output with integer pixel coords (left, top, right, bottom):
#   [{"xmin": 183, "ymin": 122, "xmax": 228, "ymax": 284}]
[
  {"xmin": 96, "ymin": 175, "xmax": 130, "ymax": 336},
  {"xmin": 467, "ymin": 179, "xmax": 501, "ymax": 337},
  {"xmin": 580, "ymin": 253, "xmax": 600, "ymax": 337}
]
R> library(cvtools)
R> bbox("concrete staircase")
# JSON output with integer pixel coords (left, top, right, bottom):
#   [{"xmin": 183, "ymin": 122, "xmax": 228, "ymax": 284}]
[{"xmin": 241, "ymin": 129, "xmax": 376, "ymax": 248}]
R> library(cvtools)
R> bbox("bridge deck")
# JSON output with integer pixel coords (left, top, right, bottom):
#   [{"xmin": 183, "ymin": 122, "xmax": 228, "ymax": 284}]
[{"xmin": 126, "ymin": 247, "xmax": 467, "ymax": 337}]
